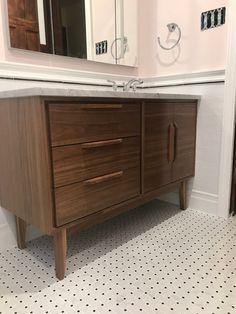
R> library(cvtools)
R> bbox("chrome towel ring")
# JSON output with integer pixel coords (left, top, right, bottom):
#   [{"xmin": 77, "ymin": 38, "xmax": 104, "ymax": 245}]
[
  {"xmin": 157, "ymin": 23, "xmax": 181, "ymax": 50},
  {"xmin": 111, "ymin": 36, "xmax": 128, "ymax": 60}
]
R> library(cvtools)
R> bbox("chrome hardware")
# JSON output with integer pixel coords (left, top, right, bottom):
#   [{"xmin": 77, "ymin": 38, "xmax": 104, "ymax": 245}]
[
  {"xmin": 107, "ymin": 80, "xmax": 118, "ymax": 91},
  {"xmin": 157, "ymin": 22, "xmax": 182, "ymax": 50},
  {"xmin": 111, "ymin": 36, "xmax": 128, "ymax": 61},
  {"xmin": 123, "ymin": 79, "xmax": 143, "ymax": 92}
]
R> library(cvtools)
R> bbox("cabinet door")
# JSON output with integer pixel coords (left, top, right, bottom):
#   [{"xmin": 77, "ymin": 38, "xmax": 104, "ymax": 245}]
[
  {"xmin": 144, "ymin": 103, "xmax": 173, "ymax": 193},
  {"xmin": 172, "ymin": 103, "xmax": 197, "ymax": 181}
]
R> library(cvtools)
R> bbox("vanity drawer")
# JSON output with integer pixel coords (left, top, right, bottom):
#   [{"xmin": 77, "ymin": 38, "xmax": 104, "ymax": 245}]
[
  {"xmin": 48, "ymin": 103, "xmax": 140, "ymax": 147},
  {"xmin": 55, "ymin": 167, "xmax": 140, "ymax": 226},
  {"xmin": 52, "ymin": 136, "xmax": 140, "ymax": 187}
]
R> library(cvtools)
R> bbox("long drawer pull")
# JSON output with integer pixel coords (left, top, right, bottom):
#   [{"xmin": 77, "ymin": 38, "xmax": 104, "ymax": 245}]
[
  {"xmin": 81, "ymin": 104, "xmax": 123, "ymax": 110},
  {"xmin": 168, "ymin": 123, "xmax": 175, "ymax": 163},
  {"xmin": 81, "ymin": 139, "xmax": 123, "ymax": 149},
  {"xmin": 84, "ymin": 171, "xmax": 123, "ymax": 185}
]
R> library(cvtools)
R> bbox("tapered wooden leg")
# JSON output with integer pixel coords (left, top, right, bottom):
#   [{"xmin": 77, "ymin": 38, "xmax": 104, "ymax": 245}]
[
  {"xmin": 15, "ymin": 216, "xmax": 27, "ymax": 249},
  {"xmin": 179, "ymin": 181, "xmax": 187, "ymax": 210},
  {"xmin": 54, "ymin": 229, "xmax": 67, "ymax": 280}
]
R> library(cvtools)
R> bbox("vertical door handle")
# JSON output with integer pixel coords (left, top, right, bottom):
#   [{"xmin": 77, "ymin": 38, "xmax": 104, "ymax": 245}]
[
  {"xmin": 168, "ymin": 123, "xmax": 175, "ymax": 163},
  {"xmin": 173, "ymin": 122, "xmax": 178, "ymax": 162}
]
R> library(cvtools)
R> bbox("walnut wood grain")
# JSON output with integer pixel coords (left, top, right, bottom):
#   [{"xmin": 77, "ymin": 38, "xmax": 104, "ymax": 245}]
[
  {"xmin": 48, "ymin": 102, "xmax": 140, "ymax": 147},
  {"xmin": 52, "ymin": 136, "xmax": 140, "ymax": 187},
  {"xmin": 0, "ymin": 97, "xmax": 54, "ymax": 234},
  {"xmin": 66, "ymin": 179, "xmax": 186, "ymax": 236},
  {"xmin": 179, "ymin": 181, "xmax": 187, "ymax": 210},
  {"xmin": 81, "ymin": 104, "xmax": 123, "ymax": 110},
  {"xmin": 173, "ymin": 122, "xmax": 178, "ymax": 161},
  {"xmin": 15, "ymin": 216, "xmax": 27, "ymax": 249},
  {"xmin": 144, "ymin": 102, "xmax": 174, "ymax": 192},
  {"xmin": 55, "ymin": 167, "xmax": 140, "ymax": 226},
  {"xmin": 144, "ymin": 101, "xmax": 197, "ymax": 193},
  {"xmin": 54, "ymin": 229, "xmax": 67, "ymax": 280},
  {"xmin": 81, "ymin": 139, "xmax": 123, "ymax": 149},
  {"xmin": 141, "ymin": 102, "xmax": 145, "ymax": 194},
  {"xmin": 172, "ymin": 103, "xmax": 197, "ymax": 181},
  {"xmin": 168, "ymin": 123, "xmax": 175, "ymax": 163},
  {"xmin": 84, "ymin": 171, "xmax": 123, "ymax": 185},
  {"xmin": 0, "ymin": 95, "xmax": 198, "ymax": 281}
]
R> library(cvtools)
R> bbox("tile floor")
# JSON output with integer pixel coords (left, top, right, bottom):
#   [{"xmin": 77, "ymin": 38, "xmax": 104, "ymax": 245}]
[{"xmin": 0, "ymin": 200, "xmax": 236, "ymax": 314}]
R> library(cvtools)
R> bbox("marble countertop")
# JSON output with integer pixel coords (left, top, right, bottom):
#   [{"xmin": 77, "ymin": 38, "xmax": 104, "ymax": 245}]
[{"xmin": 0, "ymin": 87, "xmax": 201, "ymax": 101}]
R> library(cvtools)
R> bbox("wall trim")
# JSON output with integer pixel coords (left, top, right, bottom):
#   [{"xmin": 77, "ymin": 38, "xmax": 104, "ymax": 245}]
[
  {"xmin": 0, "ymin": 61, "xmax": 133, "ymax": 86},
  {"xmin": 190, "ymin": 190, "xmax": 219, "ymax": 217},
  {"xmin": 158, "ymin": 189, "xmax": 220, "ymax": 217},
  {"xmin": 191, "ymin": 190, "xmax": 218, "ymax": 203},
  {"xmin": 141, "ymin": 70, "xmax": 225, "ymax": 88},
  {"xmin": 0, "ymin": 61, "xmax": 225, "ymax": 88}
]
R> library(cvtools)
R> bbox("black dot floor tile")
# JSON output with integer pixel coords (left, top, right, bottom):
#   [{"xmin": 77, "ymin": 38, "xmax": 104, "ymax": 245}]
[{"xmin": 0, "ymin": 200, "xmax": 236, "ymax": 314}]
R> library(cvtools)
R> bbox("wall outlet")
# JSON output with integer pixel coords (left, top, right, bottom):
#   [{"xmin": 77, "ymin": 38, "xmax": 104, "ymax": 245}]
[
  {"xmin": 95, "ymin": 40, "xmax": 108, "ymax": 55},
  {"xmin": 201, "ymin": 7, "xmax": 226, "ymax": 31}
]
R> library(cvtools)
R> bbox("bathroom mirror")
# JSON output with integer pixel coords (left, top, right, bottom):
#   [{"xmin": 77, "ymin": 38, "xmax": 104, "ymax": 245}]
[{"xmin": 7, "ymin": 0, "xmax": 138, "ymax": 66}]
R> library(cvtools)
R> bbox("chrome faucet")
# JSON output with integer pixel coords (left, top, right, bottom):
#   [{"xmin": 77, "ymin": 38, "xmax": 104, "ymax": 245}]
[{"xmin": 123, "ymin": 79, "xmax": 143, "ymax": 92}]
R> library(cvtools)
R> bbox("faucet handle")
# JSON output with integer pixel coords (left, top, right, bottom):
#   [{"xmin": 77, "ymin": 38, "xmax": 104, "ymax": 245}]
[
  {"xmin": 122, "ymin": 82, "xmax": 126, "ymax": 91},
  {"xmin": 131, "ymin": 79, "xmax": 144, "ymax": 92},
  {"xmin": 107, "ymin": 80, "xmax": 118, "ymax": 91}
]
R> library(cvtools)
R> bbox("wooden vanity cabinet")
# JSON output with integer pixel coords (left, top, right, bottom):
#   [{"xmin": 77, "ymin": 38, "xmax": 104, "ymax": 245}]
[
  {"xmin": 0, "ymin": 96, "xmax": 198, "ymax": 280},
  {"xmin": 144, "ymin": 101, "xmax": 197, "ymax": 193}
]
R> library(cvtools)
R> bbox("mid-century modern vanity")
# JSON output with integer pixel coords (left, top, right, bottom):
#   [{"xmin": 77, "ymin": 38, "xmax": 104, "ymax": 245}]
[{"xmin": 0, "ymin": 89, "xmax": 199, "ymax": 279}]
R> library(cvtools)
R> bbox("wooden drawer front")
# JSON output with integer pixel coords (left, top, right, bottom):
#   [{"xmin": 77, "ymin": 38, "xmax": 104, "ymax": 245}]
[
  {"xmin": 48, "ymin": 103, "xmax": 140, "ymax": 146},
  {"xmin": 52, "ymin": 137, "xmax": 140, "ymax": 187},
  {"xmin": 55, "ymin": 167, "xmax": 140, "ymax": 226}
]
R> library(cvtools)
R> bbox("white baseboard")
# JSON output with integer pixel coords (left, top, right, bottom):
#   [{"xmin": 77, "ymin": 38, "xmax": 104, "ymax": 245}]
[
  {"xmin": 0, "ymin": 222, "xmax": 42, "ymax": 252},
  {"xmin": 189, "ymin": 190, "xmax": 219, "ymax": 216},
  {"xmin": 158, "ymin": 189, "xmax": 219, "ymax": 217}
]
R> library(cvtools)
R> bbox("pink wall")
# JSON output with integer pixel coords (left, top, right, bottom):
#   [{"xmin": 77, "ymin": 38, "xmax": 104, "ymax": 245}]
[
  {"xmin": 138, "ymin": 0, "xmax": 229, "ymax": 77},
  {"xmin": 0, "ymin": 1, "xmax": 138, "ymax": 77},
  {"xmin": 0, "ymin": 0, "xmax": 228, "ymax": 78}
]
